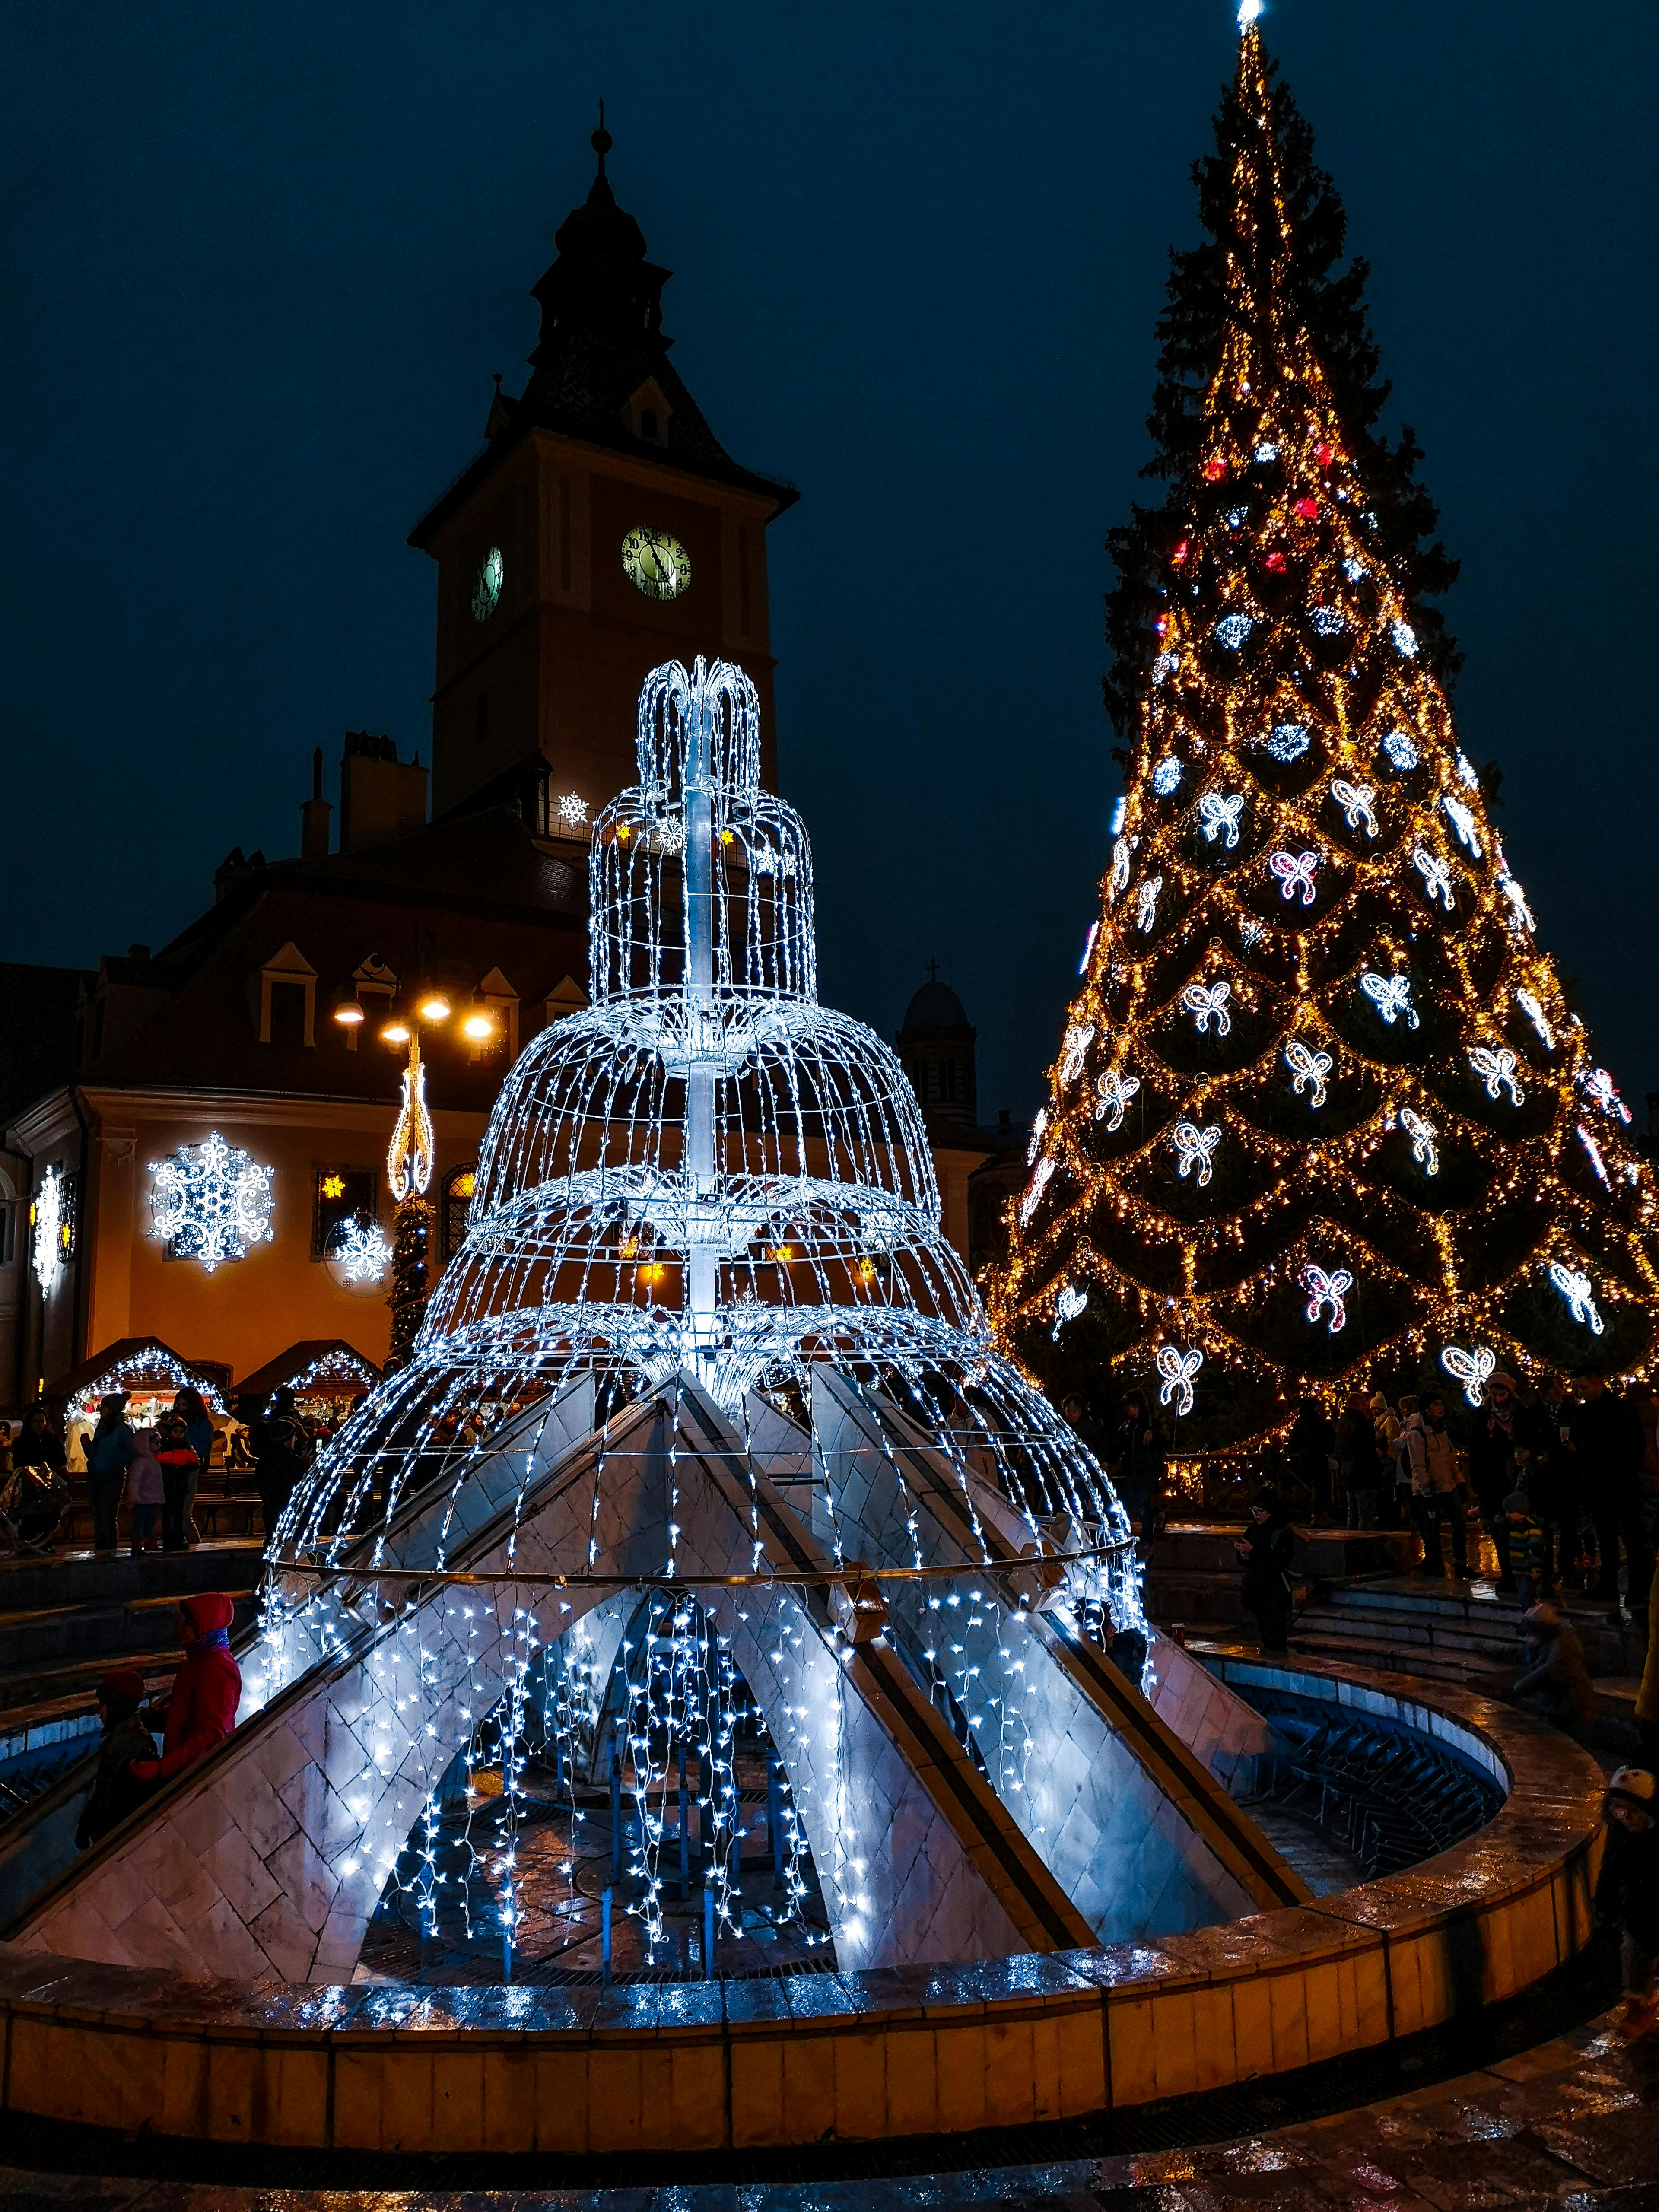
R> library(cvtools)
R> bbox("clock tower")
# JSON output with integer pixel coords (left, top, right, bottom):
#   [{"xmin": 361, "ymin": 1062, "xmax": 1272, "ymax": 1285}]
[{"xmin": 410, "ymin": 120, "xmax": 797, "ymax": 828}]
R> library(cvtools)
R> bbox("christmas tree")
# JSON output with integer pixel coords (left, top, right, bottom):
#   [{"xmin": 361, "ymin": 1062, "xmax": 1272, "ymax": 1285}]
[{"xmin": 990, "ymin": 7, "xmax": 1659, "ymax": 1479}]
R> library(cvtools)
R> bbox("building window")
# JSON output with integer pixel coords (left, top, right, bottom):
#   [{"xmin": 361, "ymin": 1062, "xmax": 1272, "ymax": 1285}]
[
  {"xmin": 313, "ymin": 1166, "xmax": 380, "ymax": 1260},
  {"xmin": 269, "ymin": 982, "xmax": 308, "ymax": 1049},
  {"xmin": 442, "ymin": 1164, "xmax": 477, "ymax": 1262},
  {"xmin": 937, "ymin": 1060, "xmax": 957, "ymax": 1103},
  {"xmin": 0, "ymin": 1198, "xmax": 17, "ymax": 1265},
  {"xmin": 258, "ymin": 942, "xmax": 317, "ymax": 1046}
]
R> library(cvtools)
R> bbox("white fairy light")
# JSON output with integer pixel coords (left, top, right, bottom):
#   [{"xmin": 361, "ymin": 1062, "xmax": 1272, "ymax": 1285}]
[
  {"xmin": 1154, "ymin": 1344, "xmax": 1203, "ymax": 1417},
  {"xmin": 1329, "ymin": 779, "xmax": 1379, "ymax": 837},
  {"xmin": 1392, "ymin": 620, "xmax": 1418, "ymax": 656},
  {"xmin": 1078, "ymin": 921, "xmax": 1099, "ymax": 975},
  {"xmin": 149, "ymin": 1130, "xmax": 275, "ymax": 1274},
  {"xmin": 1576, "ymin": 1123, "xmax": 1611, "ymax": 1188},
  {"xmin": 1239, "ymin": 918, "xmax": 1265, "ymax": 951},
  {"xmin": 1252, "ymin": 438, "xmax": 1276, "ymax": 458},
  {"xmin": 1153, "ymin": 652, "xmax": 1181, "ymax": 684},
  {"xmin": 1548, "ymin": 1261, "xmax": 1603, "ymax": 1335},
  {"xmin": 1412, "ymin": 846, "xmax": 1455, "ymax": 911},
  {"xmin": 1441, "ymin": 794, "xmax": 1482, "ymax": 857},
  {"xmin": 1135, "ymin": 876, "xmax": 1162, "ymax": 933},
  {"xmin": 387, "ymin": 1040, "xmax": 435, "ymax": 1201},
  {"xmin": 1456, "ymin": 753, "xmax": 1479, "ymax": 789},
  {"xmin": 1516, "ymin": 989, "xmax": 1555, "ymax": 1050},
  {"xmin": 1284, "ymin": 1039, "xmax": 1332, "ymax": 1107},
  {"xmin": 1469, "ymin": 1045, "xmax": 1524, "ymax": 1107},
  {"xmin": 327, "ymin": 1215, "xmax": 392, "ymax": 1286},
  {"xmin": 1361, "ymin": 972, "xmax": 1418, "ymax": 1029},
  {"xmin": 1109, "ymin": 797, "xmax": 1127, "ymax": 835},
  {"xmin": 1342, "ymin": 557, "xmax": 1367, "ymax": 581},
  {"xmin": 1027, "ymin": 1108, "xmax": 1048, "ymax": 1165},
  {"xmin": 1581, "ymin": 1067, "xmax": 1632, "ymax": 1125},
  {"xmin": 1181, "ymin": 981, "xmax": 1233, "ymax": 1036},
  {"xmin": 1198, "ymin": 791, "xmax": 1244, "ymax": 848},
  {"xmin": 1214, "ymin": 613, "xmax": 1253, "ymax": 649},
  {"xmin": 1172, "ymin": 1121, "xmax": 1222, "ymax": 1187},
  {"xmin": 1020, "ymin": 1155, "xmax": 1056, "ymax": 1227},
  {"xmin": 1382, "ymin": 731, "xmax": 1419, "ymax": 771},
  {"xmin": 30, "ymin": 1164, "xmax": 63, "ymax": 1296},
  {"xmin": 1309, "ymin": 607, "xmax": 1345, "ymax": 636},
  {"xmin": 1498, "ymin": 872, "xmax": 1536, "ymax": 934},
  {"xmin": 1268, "ymin": 849, "xmax": 1321, "ymax": 906},
  {"xmin": 1400, "ymin": 1106, "xmax": 1440, "ymax": 1176},
  {"xmin": 1058, "ymin": 1023, "xmax": 1096, "ymax": 1084},
  {"xmin": 1265, "ymin": 722, "xmax": 1310, "ymax": 762},
  {"xmin": 1440, "ymin": 1344, "xmax": 1496, "ymax": 1408},
  {"xmin": 1094, "ymin": 1069, "xmax": 1141, "ymax": 1131},
  {"xmin": 1303, "ymin": 1262, "xmax": 1353, "ymax": 1333},
  {"xmin": 1050, "ymin": 1284, "xmax": 1088, "ymax": 1340},
  {"xmin": 1151, "ymin": 756, "xmax": 1184, "ymax": 796}
]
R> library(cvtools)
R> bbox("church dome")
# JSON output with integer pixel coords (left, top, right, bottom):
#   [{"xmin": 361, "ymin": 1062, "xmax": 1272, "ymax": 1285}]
[{"xmin": 901, "ymin": 976, "xmax": 969, "ymax": 1030}]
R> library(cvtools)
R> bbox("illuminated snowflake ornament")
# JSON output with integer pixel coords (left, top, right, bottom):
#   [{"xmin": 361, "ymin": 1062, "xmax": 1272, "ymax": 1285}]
[
  {"xmin": 1309, "ymin": 606, "xmax": 1345, "ymax": 636},
  {"xmin": 325, "ymin": 1214, "xmax": 393, "ymax": 1290},
  {"xmin": 1284, "ymin": 1039, "xmax": 1332, "ymax": 1107},
  {"xmin": 557, "ymin": 792, "xmax": 589, "ymax": 829},
  {"xmin": 1154, "ymin": 1344, "xmax": 1203, "ymax": 1417},
  {"xmin": 1094, "ymin": 1069, "xmax": 1141, "ymax": 1131},
  {"xmin": 1151, "ymin": 756, "xmax": 1184, "ymax": 797},
  {"xmin": 149, "ymin": 1131, "xmax": 275, "ymax": 1274},
  {"xmin": 1172, "ymin": 1121, "xmax": 1222, "ymax": 1187},
  {"xmin": 1214, "ymin": 613, "xmax": 1253, "ymax": 649},
  {"xmin": 1382, "ymin": 731, "xmax": 1419, "ymax": 771},
  {"xmin": 1440, "ymin": 1344, "xmax": 1496, "ymax": 1408},
  {"xmin": 1265, "ymin": 722, "xmax": 1310, "ymax": 762},
  {"xmin": 1181, "ymin": 981, "xmax": 1232, "ymax": 1036},
  {"xmin": 1548, "ymin": 1261, "xmax": 1603, "ymax": 1335},
  {"xmin": 1303, "ymin": 1263, "xmax": 1354, "ymax": 1334}
]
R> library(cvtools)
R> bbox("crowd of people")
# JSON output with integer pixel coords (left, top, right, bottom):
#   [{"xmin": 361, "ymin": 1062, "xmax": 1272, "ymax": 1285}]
[{"xmin": 0, "ymin": 1384, "xmax": 320, "ymax": 1558}]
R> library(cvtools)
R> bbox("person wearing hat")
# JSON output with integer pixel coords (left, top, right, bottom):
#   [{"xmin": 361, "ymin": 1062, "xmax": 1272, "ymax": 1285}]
[
  {"xmin": 128, "ymin": 1592, "xmax": 241, "ymax": 1788},
  {"xmin": 75, "ymin": 1666, "xmax": 158, "ymax": 1849},
  {"xmin": 83, "ymin": 1393, "xmax": 137, "ymax": 1556},
  {"xmin": 1468, "ymin": 1372, "xmax": 1549, "ymax": 1594},
  {"xmin": 1595, "ymin": 1766, "xmax": 1659, "ymax": 2038}
]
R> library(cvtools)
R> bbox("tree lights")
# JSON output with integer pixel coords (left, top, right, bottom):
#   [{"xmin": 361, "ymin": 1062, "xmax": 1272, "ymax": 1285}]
[{"xmin": 989, "ymin": 11, "xmax": 1659, "ymax": 1474}]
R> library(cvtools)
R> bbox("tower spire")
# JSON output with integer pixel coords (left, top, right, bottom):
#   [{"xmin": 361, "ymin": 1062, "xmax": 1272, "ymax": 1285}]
[{"xmin": 591, "ymin": 98, "xmax": 611, "ymax": 182}]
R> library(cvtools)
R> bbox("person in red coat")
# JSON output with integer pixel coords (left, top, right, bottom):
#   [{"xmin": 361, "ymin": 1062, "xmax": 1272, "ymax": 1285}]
[{"xmin": 129, "ymin": 1592, "xmax": 241, "ymax": 1786}]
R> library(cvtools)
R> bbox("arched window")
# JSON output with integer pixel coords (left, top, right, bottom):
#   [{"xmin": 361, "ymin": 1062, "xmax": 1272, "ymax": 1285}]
[{"xmin": 442, "ymin": 1164, "xmax": 477, "ymax": 1262}]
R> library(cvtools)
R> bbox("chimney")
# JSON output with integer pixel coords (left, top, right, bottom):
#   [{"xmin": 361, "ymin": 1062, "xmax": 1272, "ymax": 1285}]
[
  {"xmin": 339, "ymin": 732, "xmax": 428, "ymax": 854},
  {"xmin": 301, "ymin": 746, "xmax": 333, "ymax": 861}
]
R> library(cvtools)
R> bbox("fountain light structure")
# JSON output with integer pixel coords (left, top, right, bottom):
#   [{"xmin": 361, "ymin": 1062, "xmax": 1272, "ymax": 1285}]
[{"xmin": 26, "ymin": 660, "xmax": 1296, "ymax": 1993}]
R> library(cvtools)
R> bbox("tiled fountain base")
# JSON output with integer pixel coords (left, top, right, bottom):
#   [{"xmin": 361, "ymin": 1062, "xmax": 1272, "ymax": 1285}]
[{"xmin": 0, "ymin": 1657, "xmax": 1607, "ymax": 2156}]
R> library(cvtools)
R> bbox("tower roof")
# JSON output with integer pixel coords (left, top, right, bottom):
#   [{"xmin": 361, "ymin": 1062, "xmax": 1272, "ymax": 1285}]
[
  {"xmin": 901, "ymin": 977, "xmax": 970, "ymax": 1032},
  {"xmin": 410, "ymin": 118, "xmax": 795, "ymax": 550}
]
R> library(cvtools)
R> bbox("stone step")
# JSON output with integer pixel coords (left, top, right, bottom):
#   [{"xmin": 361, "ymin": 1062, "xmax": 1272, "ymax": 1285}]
[
  {"xmin": 1287, "ymin": 1633, "xmax": 1507, "ymax": 1689},
  {"xmin": 0, "ymin": 1538, "xmax": 264, "ymax": 1618},
  {"xmin": 0, "ymin": 1586, "xmax": 258, "ymax": 1677},
  {"xmin": 1294, "ymin": 1604, "xmax": 1524, "ymax": 1662}
]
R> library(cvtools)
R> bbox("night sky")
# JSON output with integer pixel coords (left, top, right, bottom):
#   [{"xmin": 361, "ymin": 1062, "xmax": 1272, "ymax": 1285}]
[{"xmin": 3, "ymin": 2, "xmax": 1655, "ymax": 1126}]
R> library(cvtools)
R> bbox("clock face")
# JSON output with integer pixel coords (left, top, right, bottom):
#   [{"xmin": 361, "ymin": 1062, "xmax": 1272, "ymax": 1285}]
[
  {"xmin": 621, "ymin": 525, "xmax": 691, "ymax": 602},
  {"xmin": 471, "ymin": 545, "xmax": 504, "ymax": 623}
]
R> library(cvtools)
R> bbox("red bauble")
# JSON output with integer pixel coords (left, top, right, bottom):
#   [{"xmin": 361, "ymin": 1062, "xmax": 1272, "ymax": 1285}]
[
  {"xmin": 1293, "ymin": 497, "xmax": 1319, "ymax": 521},
  {"xmin": 1202, "ymin": 458, "xmax": 1228, "ymax": 482},
  {"xmin": 1315, "ymin": 442, "xmax": 1337, "ymax": 466},
  {"xmin": 1171, "ymin": 538, "xmax": 1191, "ymax": 565},
  {"xmin": 1264, "ymin": 550, "xmax": 1288, "ymax": 573}
]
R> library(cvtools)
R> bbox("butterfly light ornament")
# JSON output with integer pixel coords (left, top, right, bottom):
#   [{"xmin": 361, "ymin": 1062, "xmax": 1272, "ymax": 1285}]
[
  {"xmin": 1412, "ymin": 846, "xmax": 1455, "ymax": 912},
  {"xmin": 1498, "ymin": 871, "xmax": 1535, "ymax": 934},
  {"xmin": 1108, "ymin": 837, "xmax": 1133, "ymax": 903},
  {"xmin": 1400, "ymin": 1105, "xmax": 1440, "ymax": 1176},
  {"xmin": 1581, "ymin": 1068, "xmax": 1632, "ymax": 1125},
  {"xmin": 1441, "ymin": 794, "xmax": 1482, "ymax": 857},
  {"xmin": 1155, "ymin": 1344, "xmax": 1204, "ymax": 1418},
  {"xmin": 1094, "ymin": 1070, "xmax": 1140, "ymax": 1132},
  {"xmin": 1172, "ymin": 1122, "xmax": 1222, "ymax": 1187},
  {"xmin": 1050, "ymin": 1283, "xmax": 1089, "ymax": 1341},
  {"xmin": 1303, "ymin": 1262, "xmax": 1354, "ymax": 1334},
  {"xmin": 1181, "ymin": 981, "xmax": 1233, "ymax": 1037},
  {"xmin": 1329, "ymin": 780, "xmax": 1379, "ymax": 839},
  {"xmin": 1284, "ymin": 1039, "xmax": 1332, "ymax": 1108},
  {"xmin": 1361, "ymin": 972, "xmax": 1418, "ymax": 1030},
  {"xmin": 1548, "ymin": 1261, "xmax": 1604, "ymax": 1335},
  {"xmin": 1198, "ymin": 791, "xmax": 1244, "ymax": 849},
  {"xmin": 1469, "ymin": 1046, "xmax": 1524, "ymax": 1107},
  {"xmin": 1135, "ymin": 877, "xmax": 1162, "ymax": 934},
  {"xmin": 1058, "ymin": 1023, "xmax": 1096, "ymax": 1085},
  {"xmin": 1268, "ymin": 849, "xmax": 1321, "ymax": 907},
  {"xmin": 1516, "ymin": 989, "xmax": 1555, "ymax": 1050},
  {"xmin": 1440, "ymin": 1344, "xmax": 1496, "ymax": 1408}
]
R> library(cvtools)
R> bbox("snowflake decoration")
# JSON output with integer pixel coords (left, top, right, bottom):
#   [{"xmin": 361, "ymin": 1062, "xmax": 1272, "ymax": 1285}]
[
  {"xmin": 1094, "ymin": 1069, "xmax": 1141, "ymax": 1131},
  {"xmin": 655, "ymin": 815, "xmax": 687, "ymax": 857},
  {"xmin": 1361, "ymin": 972, "xmax": 1419, "ymax": 1029},
  {"xmin": 1155, "ymin": 1344, "xmax": 1204, "ymax": 1418},
  {"xmin": 1026, "ymin": 1108, "xmax": 1048, "ymax": 1166},
  {"xmin": 1181, "ymin": 981, "xmax": 1232, "ymax": 1036},
  {"xmin": 1342, "ymin": 557, "xmax": 1367, "ymax": 580},
  {"xmin": 1108, "ymin": 836, "xmax": 1133, "ymax": 904},
  {"xmin": 557, "ymin": 791, "xmax": 589, "ymax": 828},
  {"xmin": 1516, "ymin": 989, "xmax": 1555, "ymax": 1050},
  {"xmin": 1058, "ymin": 1023, "xmax": 1096, "ymax": 1085},
  {"xmin": 1152, "ymin": 756, "xmax": 1184, "ymax": 797},
  {"xmin": 1309, "ymin": 606, "xmax": 1345, "ymax": 636},
  {"xmin": 1392, "ymin": 620, "xmax": 1418, "ymax": 656},
  {"xmin": 1050, "ymin": 1284, "xmax": 1089, "ymax": 1341},
  {"xmin": 149, "ymin": 1130, "xmax": 275, "ymax": 1274},
  {"xmin": 1265, "ymin": 722, "xmax": 1310, "ymax": 762},
  {"xmin": 1303, "ymin": 1263, "xmax": 1354, "ymax": 1334},
  {"xmin": 1135, "ymin": 876, "xmax": 1163, "ymax": 934},
  {"xmin": 1269, "ymin": 849, "xmax": 1321, "ymax": 906},
  {"xmin": 327, "ymin": 1215, "xmax": 392, "ymax": 1285},
  {"xmin": 1548, "ymin": 1261, "xmax": 1603, "ymax": 1335},
  {"xmin": 1498, "ymin": 872, "xmax": 1536, "ymax": 934},
  {"xmin": 1413, "ymin": 846, "xmax": 1455, "ymax": 912},
  {"xmin": 1329, "ymin": 779, "xmax": 1379, "ymax": 837},
  {"xmin": 1581, "ymin": 1067, "xmax": 1632, "ymax": 1125},
  {"xmin": 1400, "ymin": 1105, "xmax": 1440, "ymax": 1176},
  {"xmin": 1440, "ymin": 1344, "xmax": 1496, "ymax": 1408},
  {"xmin": 1019, "ymin": 1154, "xmax": 1056, "ymax": 1228},
  {"xmin": 1214, "ymin": 613, "xmax": 1254, "ymax": 650},
  {"xmin": 1469, "ymin": 1046, "xmax": 1524, "ymax": 1107},
  {"xmin": 1253, "ymin": 442, "xmax": 1278, "ymax": 461},
  {"xmin": 1224, "ymin": 505, "xmax": 1251, "ymax": 528},
  {"xmin": 1382, "ymin": 731, "xmax": 1420, "ymax": 771},
  {"xmin": 1153, "ymin": 652, "xmax": 1181, "ymax": 685},
  {"xmin": 1284, "ymin": 1039, "xmax": 1332, "ymax": 1107},
  {"xmin": 30, "ymin": 1164, "xmax": 63, "ymax": 1297},
  {"xmin": 1576, "ymin": 1123, "xmax": 1611, "ymax": 1188},
  {"xmin": 1198, "ymin": 791, "xmax": 1244, "ymax": 849},
  {"xmin": 1172, "ymin": 1121, "xmax": 1222, "ymax": 1187},
  {"xmin": 1441, "ymin": 795, "xmax": 1482, "ymax": 856}
]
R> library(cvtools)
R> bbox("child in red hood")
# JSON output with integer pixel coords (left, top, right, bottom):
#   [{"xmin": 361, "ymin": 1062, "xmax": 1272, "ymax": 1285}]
[{"xmin": 130, "ymin": 1593, "xmax": 241, "ymax": 1785}]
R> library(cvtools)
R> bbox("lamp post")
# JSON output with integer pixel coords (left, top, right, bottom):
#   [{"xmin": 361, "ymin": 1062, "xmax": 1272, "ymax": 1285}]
[{"xmin": 333, "ymin": 986, "xmax": 496, "ymax": 1370}]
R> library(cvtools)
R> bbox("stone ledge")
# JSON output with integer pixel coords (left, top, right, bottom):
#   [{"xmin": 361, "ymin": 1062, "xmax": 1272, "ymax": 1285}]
[{"xmin": 0, "ymin": 1659, "xmax": 1605, "ymax": 2153}]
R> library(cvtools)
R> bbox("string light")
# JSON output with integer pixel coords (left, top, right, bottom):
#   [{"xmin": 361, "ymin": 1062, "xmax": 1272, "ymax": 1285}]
[
  {"xmin": 30, "ymin": 1166, "xmax": 63, "ymax": 1297},
  {"xmin": 1051, "ymin": 1284, "xmax": 1089, "ymax": 1339},
  {"xmin": 1094, "ymin": 1070, "xmax": 1140, "ymax": 1130},
  {"xmin": 1548, "ymin": 1261, "xmax": 1603, "ymax": 1335},
  {"xmin": 1440, "ymin": 1344, "xmax": 1496, "ymax": 1406},
  {"xmin": 1361, "ymin": 973, "xmax": 1418, "ymax": 1029},
  {"xmin": 1303, "ymin": 1264, "xmax": 1353, "ymax": 1334}
]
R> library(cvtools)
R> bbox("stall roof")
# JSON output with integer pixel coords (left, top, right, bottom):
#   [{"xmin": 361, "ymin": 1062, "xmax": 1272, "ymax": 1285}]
[
  {"xmin": 45, "ymin": 1336, "xmax": 232, "ymax": 1413},
  {"xmin": 235, "ymin": 1340, "xmax": 382, "ymax": 1402}
]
